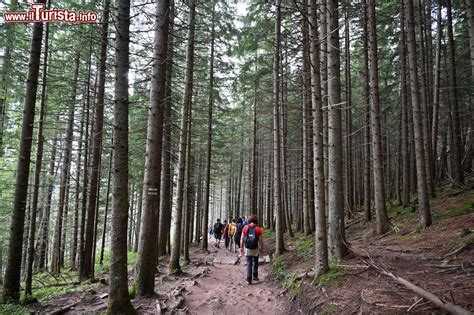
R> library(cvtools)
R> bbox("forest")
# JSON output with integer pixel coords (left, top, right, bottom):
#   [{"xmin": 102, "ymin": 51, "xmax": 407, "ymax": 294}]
[{"xmin": 0, "ymin": 0, "xmax": 473, "ymax": 313}]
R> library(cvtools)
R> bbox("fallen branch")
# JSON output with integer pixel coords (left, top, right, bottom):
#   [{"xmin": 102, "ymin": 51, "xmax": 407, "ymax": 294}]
[
  {"xmin": 407, "ymin": 298, "xmax": 423, "ymax": 312},
  {"xmin": 50, "ymin": 302, "xmax": 79, "ymax": 315},
  {"xmin": 359, "ymin": 252, "xmax": 472, "ymax": 315},
  {"xmin": 444, "ymin": 243, "xmax": 472, "ymax": 258}
]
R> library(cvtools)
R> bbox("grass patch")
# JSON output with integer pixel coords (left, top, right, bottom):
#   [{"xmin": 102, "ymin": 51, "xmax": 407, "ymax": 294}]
[
  {"xmin": 272, "ymin": 256, "xmax": 301, "ymax": 296},
  {"xmin": 314, "ymin": 261, "xmax": 344, "ymax": 286},
  {"xmin": 283, "ymin": 273, "xmax": 302, "ymax": 296},
  {"xmin": 0, "ymin": 303, "xmax": 31, "ymax": 314},
  {"xmin": 95, "ymin": 250, "xmax": 138, "ymax": 275},
  {"xmin": 319, "ymin": 303, "xmax": 339, "ymax": 315},
  {"xmin": 295, "ymin": 234, "xmax": 314, "ymax": 261},
  {"xmin": 33, "ymin": 283, "xmax": 79, "ymax": 301},
  {"xmin": 272, "ymin": 255, "xmax": 287, "ymax": 280},
  {"xmin": 387, "ymin": 202, "xmax": 416, "ymax": 220},
  {"xmin": 264, "ymin": 229, "xmax": 275, "ymax": 238},
  {"xmin": 433, "ymin": 202, "xmax": 474, "ymax": 219}
]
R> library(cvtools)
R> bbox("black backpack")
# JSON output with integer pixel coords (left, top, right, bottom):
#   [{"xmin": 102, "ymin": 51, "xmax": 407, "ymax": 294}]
[
  {"xmin": 244, "ymin": 226, "xmax": 258, "ymax": 249},
  {"xmin": 214, "ymin": 223, "xmax": 222, "ymax": 234}
]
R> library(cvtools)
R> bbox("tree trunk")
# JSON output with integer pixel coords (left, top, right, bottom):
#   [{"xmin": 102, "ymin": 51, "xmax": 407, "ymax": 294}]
[
  {"xmin": 202, "ymin": 0, "xmax": 215, "ymax": 252},
  {"xmin": 273, "ymin": 0, "xmax": 285, "ymax": 255},
  {"xmin": 136, "ymin": 0, "xmax": 171, "ymax": 296},
  {"xmin": 309, "ymin": 0, "xmax": 329, "ymax": 277},
  {"xmin": 327, "ymin": 0, "xmax": 347, "ymax": 260},
  {"xmin": 362, "ymin": 0, "xmax": 372, "ymax": 222},
  {"xmin": 80, "ymin": 0, "xmax": 110, "ymax": 281},
  {"xmin": 157, "ymin": 0, "xmax": 175, "ymax": 258},
  {"xmin": 0, "ymin": 0, "xmax": 18, "ymax": 156},
  {"xmin": 25, "ymin": 20, "xmax": 50, "ymax": 296},
  {"xmin": 183, "ymin": 128, "xmax": 193, "ymax": 264},
  {"xmin": 465, "ymin": 0, "xmax": 474, "ymax": 172},
  {"xmin": 51, "ymin": 53, "xmax": 79, "ymax": 275},
  {"xmin": 405, "ymin": 0, "xmax": 432, "ymax": 228},
  {"xmin": 78, "ymin": 44, "xmax": 94, "ymax": 269},
  {"xmin": 400, "ymin": 0, "xmax": 411, "ymax": 208},
  {"xmin": 35, "ymin": 132, "xmax": 58, "ymax": 272},
  {"xmin": 344, "ymin": 3, "xmax": 354, "ymax": 220},
  {"xmin": 445, "ymin": 0, "xmax": 464, "ymax": 185},
  {"xmin": 71, "ymin": 101, "xmax": 86, "ymax": 268},
  {"xmin": 169, "ymin": 0, "xmax": 196, "ymax": 274},
  {"xmin": 302, "ymin": 13, "xmax": 311, "ymax": 236},
  {"xmin": 107, "ymin": 0, "xmax": 135, "ymax": 310},
  {"xmin": 368, "ymin": 0, "xmax": 391, "ymax": 234},
  {"xmin": 133, "ymin": 187, "xmax": 143, "ymax": 253},
  {"xmin": 3, "ymin": 0, "xmax": 45, "ymax": 300},
  {"xmin": 432, "ymin": 0, "xmax": 443, "ymax": 179},
  {"xmin": 100, "ymin": 146, "xmax": 113, "ymax": 264}
]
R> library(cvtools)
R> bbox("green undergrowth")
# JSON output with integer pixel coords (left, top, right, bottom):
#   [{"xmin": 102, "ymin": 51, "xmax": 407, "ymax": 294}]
[
  {"xmin": 319, "ymin": 303, "xmax": 339, "ymax": 315},
  {"xmin": 264, "ymin": 229, "xmax": 275, "ymax": 238},
  {"xmin": 433, "ymin": 201, "xmax": 474, "ymax": 219},
  {"xmin": 33, "ymin": 283, "xmax": 80, "ymax": 301},
  {"xmin": 314, "ymin": 261, "xmax": 344, "ymax": 286},
  {"xmin": 295, "ymin": 234, "xmax": 314, "ymax": 261},
  {"xmin": 0, "ymin": 303, "xmax": 31, "ymax": 314},
  {"xmin": 272, "ymin": 255, "xmax": 302, "ymax": 296},
  {"xmin": 95, "ymin": 250, "xmax": 138, "ymax": 275}
]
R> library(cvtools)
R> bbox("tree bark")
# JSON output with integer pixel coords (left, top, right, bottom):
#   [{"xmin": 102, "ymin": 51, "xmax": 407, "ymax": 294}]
[
  {"xmin": 202, "ymin": 0, "xmax": 216, "ymax": 252},
  {"xmin": 405, "ymin": 0, "xmax": 432, "ymax": 228},
  {"xmin": 327, "ymin": 0, "xmax": 347, "ymax": 260},
  {"xmin": 302, "ymin": 13, "xmax": 311, "ymax": 236},
  {"xmin": 25, "ymin": 20, "xmax": 50, "ymax": 296},
  {"xmin": 3, "ymin": 0, "xmax": 45, "ymax": 301},
  {"xmin": 157, "ymin": 0, "xmax": 174, "ymax": 258},
  {"xmin": 273, "ymin": 0, "xmax": 285, "ymax": 255},
  {"xmin": 169, "ymin": 0, "xmax": 196, "ymax": 274},
  {"xmin": 309, "ymin": 0, "xmax": 329, "ymax": 277},
  {"xmin": 362, "ymin": 0, "xmax": 372, "ymax": 222},
  {"xmin": 431, "ymin": 0, "xmax": 443, "ymax": 179},
  {"xmin": 107, "ymin": 0, "xmax": 135, "ymax": 310},
  {"xmin": 100, "ymin": 145, "xmax": 113, "ymax": 264},
  {"xmin": 368, "ymin": 0, "xmax": 391, "ymax": 234},
  {"xmin": 135, "ymin": 0, "xmax": 171, "ymax": 296},
  {"xmin": 400, "ymin": 0, "xmax": 411, "ymax": 208},
  {"xmin": 81, "ymin": 0, "xmax": 110, "ymax": 281},
  {"xmin": 446, "ymin": 0, "xmax": 464, "ymax": 185}
]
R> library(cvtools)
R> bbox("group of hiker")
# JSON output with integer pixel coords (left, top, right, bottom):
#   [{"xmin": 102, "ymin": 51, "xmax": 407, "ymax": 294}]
[{"xmin": 210, "ymin": 215, "xmax": 264, "ymax": 285}]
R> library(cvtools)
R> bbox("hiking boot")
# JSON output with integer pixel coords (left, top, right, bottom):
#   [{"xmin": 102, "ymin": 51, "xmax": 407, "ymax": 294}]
[
  {"xmin": 253, "ymin": 277, "xmax": 259, "ymax": 282},
  {"xmin": 246, "ymin": 280, "xmax": 252, "ymax": 285}
]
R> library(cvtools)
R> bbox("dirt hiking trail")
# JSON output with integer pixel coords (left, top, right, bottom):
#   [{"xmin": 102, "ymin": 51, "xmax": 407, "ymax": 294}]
[{"xmin": 180, "ymin": 237, "xmax": 285, "ymax": 314}]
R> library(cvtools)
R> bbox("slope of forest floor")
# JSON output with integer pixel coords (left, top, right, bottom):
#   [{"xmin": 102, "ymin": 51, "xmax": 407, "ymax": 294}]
[
  {"xmin": 2, "ymin": 182, "xmax": 473, "ymax": 314},
  {"xmin": 282, "ymin": 182, "xmax": 474, "ymax": 314}
]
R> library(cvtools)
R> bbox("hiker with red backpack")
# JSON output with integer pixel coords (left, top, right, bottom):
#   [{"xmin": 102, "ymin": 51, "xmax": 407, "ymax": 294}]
[{"xmin": 239, "ymin": 215, "xmax": 264, "ymax": 285}]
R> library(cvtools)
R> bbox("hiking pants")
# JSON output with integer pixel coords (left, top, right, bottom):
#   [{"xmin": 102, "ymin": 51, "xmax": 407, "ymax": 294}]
[
  {"xmin": 229, "ymin": 235, "xmax": 236, "ymax": 252},
  {"xmin": 246, "ymin": 255, "xmax": 259, "ymax": 282}
]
